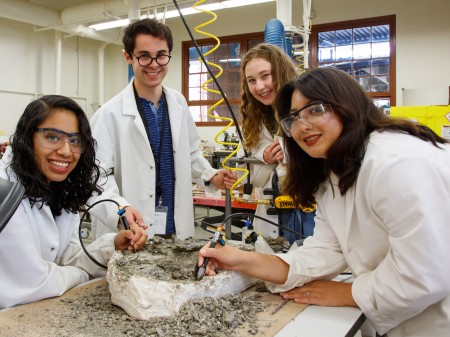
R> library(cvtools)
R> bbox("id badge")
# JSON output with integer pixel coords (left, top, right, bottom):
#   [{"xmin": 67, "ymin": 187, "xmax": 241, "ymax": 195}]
[{"xmin": 155, "ymin": 205, "xmax": 168, "ymax": 234}]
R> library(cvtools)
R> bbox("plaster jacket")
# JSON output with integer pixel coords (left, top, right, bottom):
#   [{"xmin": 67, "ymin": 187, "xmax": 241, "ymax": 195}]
[
  {"xmin": 0, "ymin": 155, "xmax": 115, "ymax": 309},
  {"xmin": 88, "ymin": 81, "xmax": 218, "ymax": 240},
  {"xmin": 266, "ymin": 131, "xmax": 450, "ymax": 337}
]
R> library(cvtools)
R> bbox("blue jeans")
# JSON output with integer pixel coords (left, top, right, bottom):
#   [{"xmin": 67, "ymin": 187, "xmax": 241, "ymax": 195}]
[{"xmin": 279, "ymin": 209, "xmax": 316, "ymax": 244}]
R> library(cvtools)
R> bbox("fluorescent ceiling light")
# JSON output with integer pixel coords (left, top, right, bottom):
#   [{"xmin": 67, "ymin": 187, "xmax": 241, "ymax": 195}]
[
  {"xmin": 218, "ymin": 58, "xmax": 241, "ymax": 63},
  {"xmin": 89, "ymin": 18, "xmax": 130, "ymax": 30},
  {"xmin": 89, "ymin": 0, "xmax": 275, "ymax": 31}
]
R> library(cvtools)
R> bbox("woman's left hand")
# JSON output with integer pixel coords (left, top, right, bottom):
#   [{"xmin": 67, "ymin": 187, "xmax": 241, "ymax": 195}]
[
  {"xmin": 280, "ymin": 280, "xmax": 357, "ymax": 307},
  {"xmin": 263, "ymin": 140, "xmax": 284, "ymax": 164},
  {"xmin": 114, "ymin": 222, "xmax": 148, "ymax": 251}
]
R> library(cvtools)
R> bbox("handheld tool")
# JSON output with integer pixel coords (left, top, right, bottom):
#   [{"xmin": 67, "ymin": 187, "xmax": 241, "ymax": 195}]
[
  {"xmin": 117, "ymin": 207, "xmax": 130, "ymax": 230},
  {"xmin": 196, "ymin": 225, "xmax": 225, "ymax": 281}
]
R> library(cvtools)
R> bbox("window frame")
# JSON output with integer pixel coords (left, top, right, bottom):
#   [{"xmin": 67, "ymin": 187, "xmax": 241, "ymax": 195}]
[
  {"xmin": 309, "ymin": 15, "xmax": 396, "ymax": 106},
  {"xmin": 182, "ymin": 32, "xmax": 264, "ymax": 126}
]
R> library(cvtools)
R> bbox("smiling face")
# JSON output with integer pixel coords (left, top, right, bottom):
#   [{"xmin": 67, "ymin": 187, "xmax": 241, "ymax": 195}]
[
  {"xmin": 290, "ymin": 90, "xmax": 343, "ymax": 158},
  {"xmin": 244, "ymin": 58, "xmax": 276, "ymax": 107},
  {"xmin": 33, "ymin": 109, "xmax": 81, "ymax": 182},
  {"xmin": 126, "ymin": 33, "xmax": 169, "ymax": 98}
]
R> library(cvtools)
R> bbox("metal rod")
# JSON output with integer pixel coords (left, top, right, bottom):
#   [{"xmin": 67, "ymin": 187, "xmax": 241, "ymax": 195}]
[{"xmin": 225, "ymin": 189, "xmax": 232, "ymax": 239}]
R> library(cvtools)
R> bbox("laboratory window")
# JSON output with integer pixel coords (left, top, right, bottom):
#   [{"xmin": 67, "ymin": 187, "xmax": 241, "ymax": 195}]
[
  {"xmin": 182, "ymin": 32, "xmax": 264, "ymax": 126},
  {"xmin": 310, "ymin": 15, "xmax": 396, "ymax": 107}
]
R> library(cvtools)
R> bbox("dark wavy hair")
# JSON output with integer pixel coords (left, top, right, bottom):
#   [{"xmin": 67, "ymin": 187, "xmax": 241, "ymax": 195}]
[
  {"xmin": 241, "ymin": 43, "xmax": 298, "ymax": 150},
  {"xmin": 9, "ymin": 95, "xmax": 102, "ymax": 216},
  {"xmin": 276, "ymin": 67, "xmax": 449, "ymax": 206},
  {"xmin": 123, "ymin": 18, "xmax": 173, "ymax": 54}
]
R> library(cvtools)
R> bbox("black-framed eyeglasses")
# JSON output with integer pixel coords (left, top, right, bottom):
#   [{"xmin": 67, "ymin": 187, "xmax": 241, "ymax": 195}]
[
  {"xmin": 279, "ymin": 101, "xmax": 334, "ymax": 137},
  {"xmin": 129, "ymin": 52, "xmax": 171, "ymax": 67},
  {"xmin": 36, "ymin": 128, "xmax": 84, "ymax": 153}
]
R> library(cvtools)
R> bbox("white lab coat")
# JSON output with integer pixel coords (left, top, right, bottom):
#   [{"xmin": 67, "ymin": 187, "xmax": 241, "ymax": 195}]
[
  {"xmin": 238, "ymin": 125, "xmax": 281, "ymax": 238},
  {"xmin": 88, "ymin": 81, "xmax": 217, "ymax": 240},
  {"xmin": 266, "ymin": 131, "xmax": 450, "ymax": 337},
  {"xmin": 0, "ymin": 154, "xmax": 115, "ymax": 309}
]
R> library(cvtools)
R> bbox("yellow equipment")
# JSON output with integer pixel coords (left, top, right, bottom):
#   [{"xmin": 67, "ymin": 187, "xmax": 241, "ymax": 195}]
[{"xmin": 274, "ymin": 195, "xmax": 316, "ymax": 213}]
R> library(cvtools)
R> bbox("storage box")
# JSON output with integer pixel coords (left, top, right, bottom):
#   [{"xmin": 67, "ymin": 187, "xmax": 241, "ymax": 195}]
[{"xmin": 390, "ymin": 105, "xmax": 450, "ymax": 139}]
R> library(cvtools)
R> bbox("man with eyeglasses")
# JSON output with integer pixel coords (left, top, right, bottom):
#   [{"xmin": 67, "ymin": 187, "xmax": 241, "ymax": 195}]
[{"xmin": 88, "ymin": 18, "xmax": 236, "ymax": 241}]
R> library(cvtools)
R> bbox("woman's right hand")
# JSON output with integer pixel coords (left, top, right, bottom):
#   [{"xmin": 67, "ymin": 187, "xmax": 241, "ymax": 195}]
[
  {"xmin": 199, "ymin": 242, "xmax": 290, "ymax": 284},
  {"xmin": 198, "ymin": 243, "xmax": 244, "ymax": 276}
]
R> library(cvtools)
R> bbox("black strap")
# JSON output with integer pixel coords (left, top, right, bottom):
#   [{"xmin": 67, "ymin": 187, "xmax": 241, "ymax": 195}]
[{"xmin": 132, "ymin": 82, "xmax": 168, "ymax": 198}]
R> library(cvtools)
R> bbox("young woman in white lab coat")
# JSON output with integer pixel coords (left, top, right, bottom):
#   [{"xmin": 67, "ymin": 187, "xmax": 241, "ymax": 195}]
[
  {"xmin": 0, "ymin": 95, "xmax": 147, "ymax": 309},
  {"xmin": 198, "ymin": 68, "xmax": 450, "ymax": 337},
  {"xmin": 239, "ymin": 43, "xmax": 315, "ymax": 243}
]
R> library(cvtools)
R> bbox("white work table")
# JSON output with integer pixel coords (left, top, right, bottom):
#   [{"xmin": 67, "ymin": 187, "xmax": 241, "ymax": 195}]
[
  {"xmin": 0, "ymin": 277, "xmax": 366, "ymax": 337},
  {"xmin": 275, "ymin": 305, "xmax": 365, "ymax": 337}
]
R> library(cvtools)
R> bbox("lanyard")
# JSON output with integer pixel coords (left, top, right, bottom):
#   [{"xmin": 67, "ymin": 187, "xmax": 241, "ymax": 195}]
[{"xmin": 132, "ymin": 82, "xmax": 168, "ymax": 198}]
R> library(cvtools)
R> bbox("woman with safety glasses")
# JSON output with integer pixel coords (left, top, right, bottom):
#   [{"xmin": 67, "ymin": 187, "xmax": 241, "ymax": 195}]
[
  {"xmin": 198, "ymin": 68, "xmax": 450, "ymax": 337},
  {"xmin": 0, "ymin": 95, "xmax": 147, "ymax": 309}
]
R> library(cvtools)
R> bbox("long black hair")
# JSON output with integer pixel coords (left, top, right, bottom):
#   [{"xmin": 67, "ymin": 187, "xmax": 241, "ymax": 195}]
[
  {"xmin": 9, "ymin": 95, "xmax": 102, "ymax": 216},
  {"xmin": 276, "ymin": 67, "xmax": 448, "ymax": 206}
]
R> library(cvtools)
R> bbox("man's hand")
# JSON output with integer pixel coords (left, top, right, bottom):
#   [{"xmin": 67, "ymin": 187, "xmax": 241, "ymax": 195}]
[
  {"xmin": 123, "ymin": 206, "xmax": 148, "ymax": 230},
  {"xmin": 209, "ymin": 169, "xmax": 237, "ymax": 190}
]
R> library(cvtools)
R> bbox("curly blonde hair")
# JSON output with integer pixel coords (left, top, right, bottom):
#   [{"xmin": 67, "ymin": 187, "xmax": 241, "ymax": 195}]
[{"xmin": 241, "ymin": 43, "xmax": 298, "ymax": 150}]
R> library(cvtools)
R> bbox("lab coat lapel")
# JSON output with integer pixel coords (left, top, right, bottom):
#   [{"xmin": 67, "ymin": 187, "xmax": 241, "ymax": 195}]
[
  {"xmin": 327, "ymin": 173, "xmax": 356, "ymax": 242},
  {"xmin": 164, "ymin": 86, "xmax": 181, "ymax": 154},
  {"xmin": 344, "ymin": 185, "xmax": 356, "ymax": 240},
  {"xmin": 123, "ymin": 82, "xmax": 152, "ymax": 152}
]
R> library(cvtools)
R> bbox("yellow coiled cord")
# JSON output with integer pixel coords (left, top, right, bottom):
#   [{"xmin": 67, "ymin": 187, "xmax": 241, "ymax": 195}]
[{"xmin": 193, "ymin": 0, "xmax": 249, "ymax": 198}]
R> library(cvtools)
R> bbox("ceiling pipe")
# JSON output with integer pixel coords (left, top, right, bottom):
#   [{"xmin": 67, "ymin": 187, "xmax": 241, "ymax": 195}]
[
  {"xmin": 60, "ymin": 0, "xmax": 196, "ymax": 25},
  {"xmin": 0, "ymin": 0, "xmax": 62, "ymax": 27},
  {"xmin": 128, "ymin": 0, "xmax": 141, "ymax": 21},
  {"xmin": 276, "ymin": 0, "xmax": 292, "ymax": 26},
  {"xmin": 0, "ymin": 0, "xmax": 121, "ymax": 44},
  {"xmin": 60, "ymin": 0, "xmax": 127, "ymax": 25}
]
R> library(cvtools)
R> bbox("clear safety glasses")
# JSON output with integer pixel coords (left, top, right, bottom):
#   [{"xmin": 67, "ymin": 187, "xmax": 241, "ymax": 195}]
[
  {"xmin": 36, "ymin": 128, "xmax": 84, "ymax": 153},
  {"xmin": 279, "ymin": 102, "xmax": 334, "ymax": 137},
  {"xmin": 129, "ymin": 52, "xmax": 172, "ymax": 67}
]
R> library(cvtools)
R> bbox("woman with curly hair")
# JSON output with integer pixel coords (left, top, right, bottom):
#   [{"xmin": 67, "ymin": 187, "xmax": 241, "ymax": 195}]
[
  {"xmin": 199, "ymin": 68, "xmax": 450, "ymax": 337},
  {"xmin": 240, "ymin": 43, "xmax": 315, "ymax": 243},
  {"xmin": 0, "ymin": 95, "xmax": 147, "ymax": 309}
]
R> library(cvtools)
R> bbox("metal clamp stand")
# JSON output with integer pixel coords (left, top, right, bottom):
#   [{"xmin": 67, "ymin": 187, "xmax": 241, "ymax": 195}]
[{"xmin": 223, "ymin": 156, "xmax": 263, "ymax": 240}]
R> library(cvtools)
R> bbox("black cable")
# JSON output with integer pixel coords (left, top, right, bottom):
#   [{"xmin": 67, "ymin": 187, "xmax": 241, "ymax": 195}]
[
  {"xmin": 220, "ymin": 212, "xmax": 307, "ymax": 239},
  {"xmin": 172, "ymin": 0, "xmax": 251, "ymax": 179},
  {"xmin": 79, "ymin": 198, "xmax": 126, "ymax": 269},
  {"xmin": 172, "ymin": 0, "xmax": 246, "ymax": 153}
]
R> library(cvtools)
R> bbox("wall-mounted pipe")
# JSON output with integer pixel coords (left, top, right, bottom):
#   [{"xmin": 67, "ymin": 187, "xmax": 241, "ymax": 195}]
[
  {"xmin": 54, "ymin": 31, "xmax": 62, "ymax": 94},
  {"xmin": 98, "ymin": 42, "xmax": 109, "ymax": 106}
]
